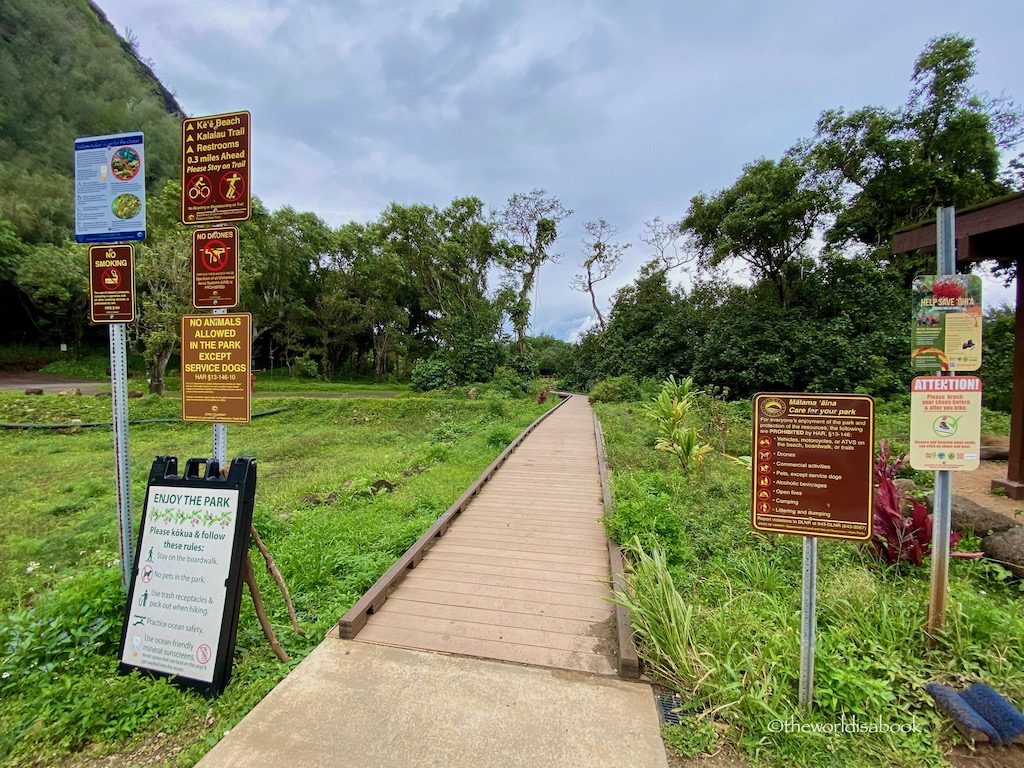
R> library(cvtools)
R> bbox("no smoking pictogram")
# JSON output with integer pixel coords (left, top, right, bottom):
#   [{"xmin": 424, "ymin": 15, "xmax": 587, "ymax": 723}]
[{"xmin": 101, "ymin": 268, "xmax": 122, "ymax": 290}]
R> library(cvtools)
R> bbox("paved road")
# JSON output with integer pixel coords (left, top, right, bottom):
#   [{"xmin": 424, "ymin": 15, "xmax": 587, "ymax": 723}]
[{"xmin": 0, "ymin": 372, "xmax": 108, "ymax": 395}]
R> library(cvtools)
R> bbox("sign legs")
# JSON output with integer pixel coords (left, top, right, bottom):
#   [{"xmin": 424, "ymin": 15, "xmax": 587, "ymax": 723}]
[
  {"xmin": 109, "ymin": 322, "xmax": 134, "ymax": 590},
  {"xmin": 799, "ymin": 536, "xmax": 817, "ymax": 711}
]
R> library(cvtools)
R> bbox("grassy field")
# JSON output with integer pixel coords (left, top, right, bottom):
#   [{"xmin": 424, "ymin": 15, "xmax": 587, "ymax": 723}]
[
  {"xmin": 0, "ymin": 391, "xmax": 549, "ymax": 766},
  {"xmin": 596, "ymin": 398, "xmax": 1024, "ymax": 767}
]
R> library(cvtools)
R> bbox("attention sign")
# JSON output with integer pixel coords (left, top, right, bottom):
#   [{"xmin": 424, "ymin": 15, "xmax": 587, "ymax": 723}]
[
  {"xmin": 752, "ymin": 393, "xmax": 874, "ymax": 541},
  {"xmin": 911, "ymin": 274, "xmax": 983, "ymax": 371},
  {"xmin": 119, "ymin": 455, "xmax": 256, "ymax": 695},
  {"xmin": 89, "ymin": 245, "xmax": 135, "ymax": 323},
  {"xmin": 181, "ymin": 111, "xmax": 251, "ymax": 225},
  {"xmin": 74, "ymin": 131, "xmax": 146, "ymax": 243},
  {"xmin": 181, "ymin": 313, "xmax": 252, "ymax": 423},
  {"xmin": 192, "ymin": 227, "xmax": 239, "ymax": 308},
  {"xmin": 909, "ymin": 376, "xmax": 982, "ymax": 471}
]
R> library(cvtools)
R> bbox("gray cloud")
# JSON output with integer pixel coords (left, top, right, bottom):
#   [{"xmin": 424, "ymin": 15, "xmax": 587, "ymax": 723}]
[{"xmin": 103, "ymin": 0, "xmax": 1022, "ymax": 336}]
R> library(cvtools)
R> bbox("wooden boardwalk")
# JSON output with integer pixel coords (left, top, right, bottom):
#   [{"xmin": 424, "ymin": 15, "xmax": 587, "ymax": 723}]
[{"xmin": 353, "ymin": 395, "xmax": 618, "ymax": 676}]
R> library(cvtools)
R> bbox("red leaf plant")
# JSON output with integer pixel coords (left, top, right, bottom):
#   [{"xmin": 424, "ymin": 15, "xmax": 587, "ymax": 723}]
[{"xmin": 867, "ymin": 440, "xmax": 982, "ymax": 565}]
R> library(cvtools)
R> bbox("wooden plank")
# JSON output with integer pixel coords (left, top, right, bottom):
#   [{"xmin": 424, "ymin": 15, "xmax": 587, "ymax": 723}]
[
  {"xmin": 409, "ymin": 563, "xmax": 611, "ymax": 597},
  {"xmin": 380, "ymin": 597, "xmax": 609, "ymax": 636},
  {"xmin": 429, "ymin": 541, "xmax": 609, "ymax": 568},
  {"xmin": 450, "ymin": 522, "xmax": 607, "ymax": 542},
  {"xmin": 367, "ymin": 610, "xmax": 611, "ymax": 655},
  {"xmin": 424, "ymin": 547, "xmax": 610, "ymax": 576},
  {"xmin": 414, "ymin": 555, "xmax": 609, "ymax": 586},
  {"xmin": 389, "ymin": 586, "xmax": 614, "ymax": 623},
  {"xmin": 461, "ymin": 510, "xmax": 603, "ymax": 526},
  {"xmin": 400, "ymin": 574, "xmax": 612, "ymax": 610},
  {"xmin": 442, "ymin": 530, "xmax": 608, "ymax": 554},
  {"xmin": 356, "ymin": 624, "xmax": 618, "ymax": 676}
]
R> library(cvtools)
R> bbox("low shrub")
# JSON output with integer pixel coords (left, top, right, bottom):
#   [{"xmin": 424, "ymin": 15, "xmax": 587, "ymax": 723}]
[
  {"xmin": 489, "ymin": 365, "xmax": 528, "ymax": 396},
  {"xmin": 589, "ymin": 375, "xmax": 641, "ymax": 403},
  {"xmin": 410, "ymin": 357, "xmax": 457, "ymax": 392}
]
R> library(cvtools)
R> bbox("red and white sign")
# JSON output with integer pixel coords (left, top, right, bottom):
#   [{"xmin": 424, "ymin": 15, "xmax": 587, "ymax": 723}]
[{"xmin": 192, "ymin": 227, "xmax": 239, "ymax": 308}]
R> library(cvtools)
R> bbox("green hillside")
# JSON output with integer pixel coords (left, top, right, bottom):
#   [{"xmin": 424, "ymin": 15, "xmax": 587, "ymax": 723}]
[{"xmin": 0, "ymin": 0, "xmax": 182, "ymax": 245}]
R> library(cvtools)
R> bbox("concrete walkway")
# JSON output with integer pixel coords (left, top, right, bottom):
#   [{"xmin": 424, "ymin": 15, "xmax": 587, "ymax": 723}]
[{"xmin": 197, "ymin": 638, "xmax": 667, "ymax": 768}]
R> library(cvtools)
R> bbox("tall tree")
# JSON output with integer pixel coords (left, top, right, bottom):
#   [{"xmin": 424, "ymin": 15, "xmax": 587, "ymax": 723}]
[
  {"xmin": 570, "ymin": 219, "xmax": 628, "ymax": 332},
  {"xmin": 807, "ymin": 34, "xmax": 1022, "ymax": 278},
  {"xmin": 638, "ymin": 216, "xmax": 691, "ymax": 276},
  {"xmin": 496, "ymin": 189, "xmax": 572, "ymax": 353},
  {"xmin": 681, "ymin": 157, "xmax": 834, "ymax": 307}
]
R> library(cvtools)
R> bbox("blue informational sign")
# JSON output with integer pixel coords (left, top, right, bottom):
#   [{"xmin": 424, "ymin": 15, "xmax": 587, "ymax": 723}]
[{"xmin": 74, "ymin": 132, "xmax": 146, "ymax": 243}]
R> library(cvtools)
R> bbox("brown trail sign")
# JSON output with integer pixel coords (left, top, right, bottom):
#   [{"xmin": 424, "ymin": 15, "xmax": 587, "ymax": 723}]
[
  {"xmin": 752, "ymin": 393, "xmax": 875, "ymax": 541},
  {"xmin": 751, "ymin": 391, "xmax": 875, "ymax": 712},
  {"xmin": 89, "ymin": 245, "xmax": 135, "ymax": 323},
  {"xmin": 181, "ymin": 313, "xmax": 252, "ymax": 424},
  {"xmin": 182, "ymin": 111, "xmax": 251, "ymax": 225}
]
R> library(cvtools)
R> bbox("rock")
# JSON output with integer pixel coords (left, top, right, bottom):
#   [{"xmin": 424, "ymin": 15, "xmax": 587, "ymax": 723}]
[
  {"xmin": 370, "ymin": 479, "xmax": 396, "ymax": 494},
  {"xmin": 894, "ymin": 478, "xmax": 917, "ymax": 496},
  {"xmin": 928, "ymin": 493, "xmax": 1023, "ymax": 536},
  {"xmin": 980, "ymin": 444, "xmax": 1010, "ymax": 461},
  {"xmin": 24, "ymin": 388, "xmax": 43, "ymax": 395},
  {"xmin": 982, "ymin": 527, "xmax": 1024, "ymax": 578},
  {"xmin": 58, "ymin": 388, "xmax": 82, "ymax": 396}
]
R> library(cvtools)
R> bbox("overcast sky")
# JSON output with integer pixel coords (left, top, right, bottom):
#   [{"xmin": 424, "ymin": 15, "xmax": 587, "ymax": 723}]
[{"xmin": 102, "ymin": 0, "xmax": 1022, "ymax": 339}]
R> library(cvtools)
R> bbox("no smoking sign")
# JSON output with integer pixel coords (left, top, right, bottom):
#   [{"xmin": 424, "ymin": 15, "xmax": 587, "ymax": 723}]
[{"xmin": 192, "ymin": 227, "xmax": 239, "ymax": 309}]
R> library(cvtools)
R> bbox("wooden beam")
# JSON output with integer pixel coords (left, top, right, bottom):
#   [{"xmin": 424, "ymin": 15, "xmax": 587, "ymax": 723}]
[
  {"xmin": 992, "ymin": 254, "xmax": 1024, "ymax": 500},
  {"xmin": 891, "ymin": 193, "xmax": 1024, "ymax": 255}
]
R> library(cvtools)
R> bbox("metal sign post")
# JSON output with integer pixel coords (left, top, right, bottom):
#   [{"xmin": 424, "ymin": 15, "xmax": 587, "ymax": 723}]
[
  {"xmin": 752, "ymin": 393, "xmax": 874, "ymax": 711},
  {"xmin": 927, "ymin": 206, "xmax": 956, "ymax": 635},
  {"xmin": 212, "ymin": 307, "xmax": 228, "ymax": 471},
  {"xmin": 799, "ymin": 536, "xmax": 817, "ymax": 710},
  {"xmin": 109, "ymin": 322, "xmax": 134, "ymax": 589}
]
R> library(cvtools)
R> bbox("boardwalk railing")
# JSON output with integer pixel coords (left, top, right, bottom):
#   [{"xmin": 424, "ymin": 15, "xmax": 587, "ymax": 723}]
[{"xmin": 592, "ymin": 411, "xmax": 641, "ymax": 678}]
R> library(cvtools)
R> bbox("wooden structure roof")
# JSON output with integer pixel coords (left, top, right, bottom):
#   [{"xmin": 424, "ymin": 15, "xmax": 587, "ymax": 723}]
[{"xmin": 892, "ymin": 191, "xmax": 1024, "ymax": 261}]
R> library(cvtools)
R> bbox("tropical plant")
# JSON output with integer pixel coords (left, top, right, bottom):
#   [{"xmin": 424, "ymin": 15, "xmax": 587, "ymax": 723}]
[
  {"xmin": 868, "ymin": 441, "xmax": 981, "ymax": 565},
  {"xmin": 649, "ymin": 376, "xmax": 712, "ymax": 474},
  {"xmin": 612, "ymin": 538, "xmax": 712, "ymax": 693}
]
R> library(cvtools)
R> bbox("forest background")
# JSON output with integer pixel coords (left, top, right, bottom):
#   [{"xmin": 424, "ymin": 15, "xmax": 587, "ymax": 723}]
[{"xmin": 0, "ymin": 0, "xmax": 1021, "ymax": 407}]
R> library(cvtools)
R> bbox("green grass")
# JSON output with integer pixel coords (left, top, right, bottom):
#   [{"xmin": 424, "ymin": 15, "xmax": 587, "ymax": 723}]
[
  {"xmin": 0, "ymin": 391, "xmax": 550, "ymax": 766},
  {"xmin": 597, "ymin": 399, "xmax": 1023, "ymax": 768}
]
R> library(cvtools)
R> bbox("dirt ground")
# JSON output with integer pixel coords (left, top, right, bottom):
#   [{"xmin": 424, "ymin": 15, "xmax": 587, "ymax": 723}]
[{"xmin": 953, "ymin": 459, "xmax": 1024, "ymax": 525}]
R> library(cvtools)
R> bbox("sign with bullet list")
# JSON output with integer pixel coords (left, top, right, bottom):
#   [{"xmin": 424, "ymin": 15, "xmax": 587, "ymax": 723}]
[{"xmin": 119, "ymin": 456, "xmax": 256, "ymax": 695}]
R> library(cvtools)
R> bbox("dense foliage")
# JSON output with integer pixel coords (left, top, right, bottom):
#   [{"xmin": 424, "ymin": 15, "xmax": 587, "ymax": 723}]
[{"xmin": 597, "ymin": 401, "xmax": 1024, "ymax": 767}]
